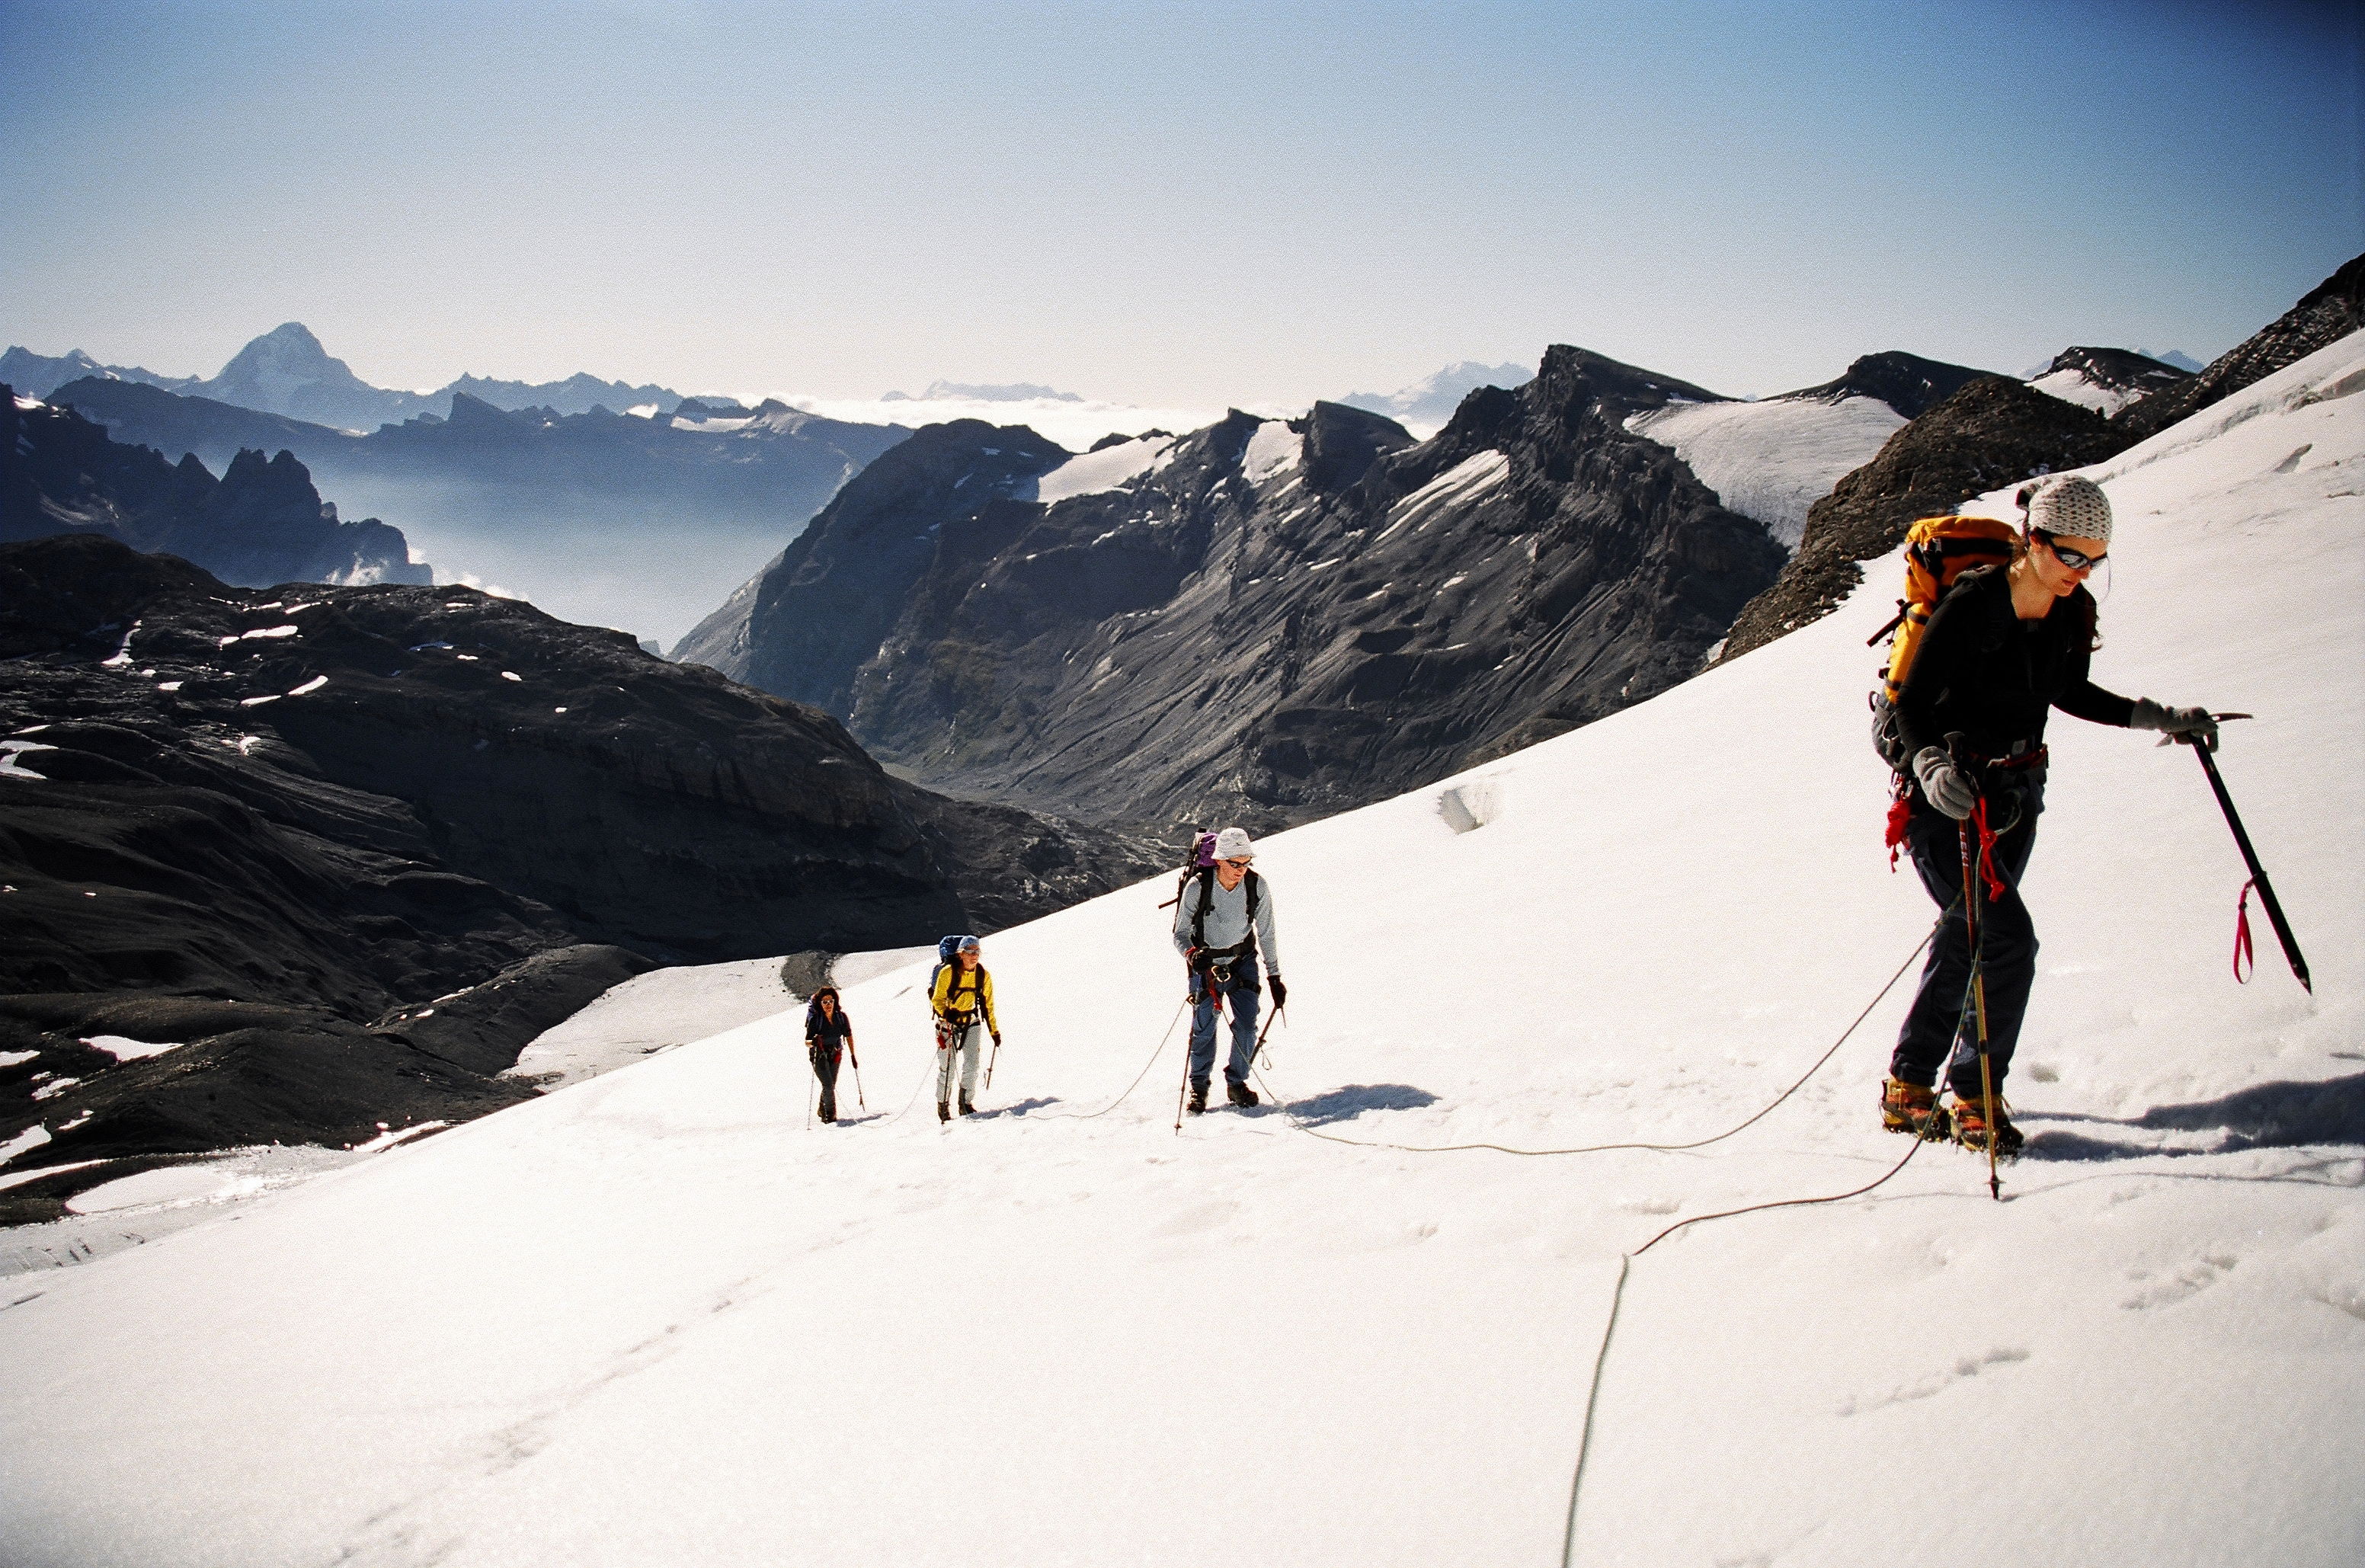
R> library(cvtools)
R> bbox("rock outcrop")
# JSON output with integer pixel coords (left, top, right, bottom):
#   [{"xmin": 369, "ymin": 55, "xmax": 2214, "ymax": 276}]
[{"xmin": 2111, "ymin": 252, "xmax": 2364, "ymax": 439}]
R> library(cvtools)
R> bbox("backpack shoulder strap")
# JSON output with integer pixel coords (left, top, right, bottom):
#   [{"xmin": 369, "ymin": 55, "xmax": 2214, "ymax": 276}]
[
  {"xmin": 1190, "ymin": 866, "xmax": 1218, "ymax": 949},
  {"xmin": 1244, "ymin": 869, "xmax": 1260, "ymax": 925}
]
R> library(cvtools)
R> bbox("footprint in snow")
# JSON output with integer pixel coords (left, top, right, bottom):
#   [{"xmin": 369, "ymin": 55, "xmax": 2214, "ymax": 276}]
[
  {"xmin": 2120, "ymin": 1254, "xmax": 2238, "ymax": 1310},
  {"xmin": 1835, "ymin": 1346, "xmax": 2030, "ymax": 1415}
]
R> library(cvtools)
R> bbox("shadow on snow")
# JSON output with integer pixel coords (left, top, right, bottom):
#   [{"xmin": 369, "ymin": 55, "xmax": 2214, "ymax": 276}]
[
  {"xmin": 1278, "ymin": 1083, "xmax": 1440, "ymax": 1128},
  {"xmin": 2019, "ymin": 1070, "xmax": 2365, "ymax": 1161}
]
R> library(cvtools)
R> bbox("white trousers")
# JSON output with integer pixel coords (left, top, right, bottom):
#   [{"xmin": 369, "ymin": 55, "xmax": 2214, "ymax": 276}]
[{"xmin": 936, "ymin": 1021, "xmax": 984, "ymax": 1103}]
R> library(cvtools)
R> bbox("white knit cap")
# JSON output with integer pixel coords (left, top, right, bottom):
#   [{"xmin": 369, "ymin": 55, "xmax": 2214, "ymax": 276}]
[
  {"xmin": 2023, "ymin": 474, "xmax": 2112, "ymax": 544},
  {"xmin": 1212, "ymin": 827, "xmax": 1256, "ymax": 860}
]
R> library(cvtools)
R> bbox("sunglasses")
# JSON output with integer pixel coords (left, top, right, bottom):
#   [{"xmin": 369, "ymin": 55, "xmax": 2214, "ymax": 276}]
[
  {"xmin": 1219, "ymin": 857, "xmax": 1252, "ymax": 869},
  {"xmin": 2034, "ymin": 532, "xmax": 2107, "ymax": 571}
]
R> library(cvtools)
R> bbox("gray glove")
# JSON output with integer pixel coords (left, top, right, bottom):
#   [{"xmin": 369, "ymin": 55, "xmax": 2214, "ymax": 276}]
[
  {"xmin": 1912, "ymin": 746, "xmax": 1978, "ymax": 821},
  {"xmin": 2129, "ymin": 699, "xmax": 2218, "ymax": 751}
]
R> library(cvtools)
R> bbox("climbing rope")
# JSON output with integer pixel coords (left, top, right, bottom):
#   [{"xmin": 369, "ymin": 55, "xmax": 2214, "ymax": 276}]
[
  {"xmin": 1033, "ymin": 998, "xmax": 1191, "ymax": 1122},
  {"xmin": 1251, "ymin": 930, "xmax": 1934, "ymax": 1159}
]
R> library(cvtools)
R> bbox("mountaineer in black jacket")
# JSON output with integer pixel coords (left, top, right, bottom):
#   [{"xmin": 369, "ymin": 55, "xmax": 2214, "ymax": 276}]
[{"xmin": 1883, "ymin": 475, "xmax": 2216, "ymax": 1154}]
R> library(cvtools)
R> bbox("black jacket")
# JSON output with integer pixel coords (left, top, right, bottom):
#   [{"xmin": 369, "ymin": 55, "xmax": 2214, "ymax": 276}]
[
  {"xmin": 1896, "ymin": 566, "xmax": 2133, "ymax": 764},
  {"xmin": 805, "ymin": 1002, "xmax": 853, "ymax": 1048}
]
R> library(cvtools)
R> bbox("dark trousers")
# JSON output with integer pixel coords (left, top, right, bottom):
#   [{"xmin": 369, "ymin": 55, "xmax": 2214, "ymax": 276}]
[
  {"xmin": 1188, "ymin": 952, "xmax": 1262, "ymax": 1091},
  {"xmin": 1891, "ymin": 793, "xmax": 2041, "ymax": 1099},
  {"xmin": 808, "ymin": 1041, "xmax": 842, "ymax": 1120}
]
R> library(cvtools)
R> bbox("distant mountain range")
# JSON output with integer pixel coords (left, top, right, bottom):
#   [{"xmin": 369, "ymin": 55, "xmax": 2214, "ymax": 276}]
[
  {"xmin": 46, "ymin": 377, "xmax": 907, "ymax": 642},
  {"xmin": 884, "ymin": 380, "xmax": 1085, "ymax": 404},
  {"xmin": 2, "ymin": 323, "xmax": 690, "ymax": 431},
  {"xmin": 1339, "ymin": 360, "xmax": 1535, "ymax": 430}
]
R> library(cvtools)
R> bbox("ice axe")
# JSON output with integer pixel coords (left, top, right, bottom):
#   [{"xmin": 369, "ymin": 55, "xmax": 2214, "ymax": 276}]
[{"xmin": 2173, "ymin": 715, "xmax": 2311, "ymax": 994}]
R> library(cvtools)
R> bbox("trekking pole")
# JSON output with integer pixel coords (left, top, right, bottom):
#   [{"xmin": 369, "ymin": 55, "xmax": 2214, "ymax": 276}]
[
  {"xmin": 849, "ymin": 1042, "xmax": 866, "ymax": 1112},
  {"xmin": 985, "ymin": 1032, "xmax": 1000, "ymax": 1093},
  {"xmin": 1956, "ymin": 812, "xmax": 2002, "ymax": 1202},
  {"xmin": 2180, "ymin": 718, "xmax": 2311, "ymax": 994},
  {"xmin": 805, "ymin": 1061, "xmax": 816, "ymax": 1132}
]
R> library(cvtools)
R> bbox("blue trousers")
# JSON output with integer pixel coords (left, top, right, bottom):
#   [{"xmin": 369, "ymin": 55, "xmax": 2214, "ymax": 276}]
[
  {"xmin": 1891, "ymin": 792, "xmax": 2041, "ymax": 1099},
  {"xmin": 1188, "ymin": 952, "xmax": 1263, "ymax": 1090}
]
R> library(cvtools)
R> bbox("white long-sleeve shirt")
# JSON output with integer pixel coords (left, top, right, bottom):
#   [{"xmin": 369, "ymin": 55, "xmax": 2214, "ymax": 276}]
[{"xmin": 1172, "ymin": 872, "xmax": 1282, "ymax": 977}]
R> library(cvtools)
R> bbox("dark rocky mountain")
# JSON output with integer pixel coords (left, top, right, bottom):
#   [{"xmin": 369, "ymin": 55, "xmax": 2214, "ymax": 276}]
[
  {"xmin": 1715, "ymin": 377, "xmax": 2127, "ymax": 661},
  {"xmin": 1776, "ymin": 350, "xmax": 1995, "ymax": 419},
  {"xmin": 1717, "ymin": 251, "xmax": 2365, "ymax": 664},
  {"xmin": 0, "ymin": 533, "xmax": 1157, "ymax": 1192},
  {"xmin": 3, "ymin": 389, "xmax": 427, "ymax": 587},
  {"xmin": 0, "ymin": 346, "xmax": 200, "ymax": 399},
  {"xmin": 681, "ymin": 347, "xmax": 1786, "ymax": 832},
  {"xmin": 2112, "ymin": 251, "xmax": 2365, "ymax": 439},
  {"xmin": 50, "ymin": 378, "xmax": 908, "ymax": 643}
]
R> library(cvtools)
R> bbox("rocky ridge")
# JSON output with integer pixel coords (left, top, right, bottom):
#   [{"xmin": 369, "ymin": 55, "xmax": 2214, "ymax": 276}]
[{"xmin": 4, "ymin": 389, "xmax": 427, "ymax": 587}]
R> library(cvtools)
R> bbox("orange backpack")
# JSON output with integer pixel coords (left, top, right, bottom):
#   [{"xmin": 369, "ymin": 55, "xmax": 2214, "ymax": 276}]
[{"xmin": 1867, "ymin": 514, "xmax": 2017, "ymax": 772}]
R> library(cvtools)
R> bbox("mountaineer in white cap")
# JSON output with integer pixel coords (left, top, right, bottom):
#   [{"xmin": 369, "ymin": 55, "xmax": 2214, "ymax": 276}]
[
  {"xmin": 1171, "ymin": 826, "xmax": 1286, "ymax": 1114},
  {"xmin": 1880, "ymin": 473, "xmax": 2219, "ymax": 1157}
]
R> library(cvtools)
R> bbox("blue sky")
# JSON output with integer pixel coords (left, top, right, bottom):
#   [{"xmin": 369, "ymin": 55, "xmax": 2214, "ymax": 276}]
[{"xmin": 2, "ymin": 0, "xmax": 2356, "ymax": 405}]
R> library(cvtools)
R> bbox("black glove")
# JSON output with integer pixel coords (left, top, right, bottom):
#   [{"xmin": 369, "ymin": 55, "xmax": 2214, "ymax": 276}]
[
  {"xmin": 992, "ymin": 1032, "xmax": 1003, "ymax": 1047},
  {"xmin": 1269, "ymin": 976, "xmax": 1288, "ymax": 1010},
  {"xmin": 2130, "ymin": 698, "xmax": 2219, "ymax": 751},
  {"xmin": 1911, "ymin": 746, "xmax": 1977, "ymax": 821}
]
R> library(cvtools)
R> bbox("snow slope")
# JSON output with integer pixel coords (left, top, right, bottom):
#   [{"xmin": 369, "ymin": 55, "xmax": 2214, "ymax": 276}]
[
  {"xmin": 2, "ymin": 338, "xmax": 2360, "ymax": 1566},
  {"xmin": 2027, "ymin": 364, "xmax": 2138, "ymax": 415},
  {"xmin": 1627, "ymin": 394, "xmax": 1906, "ymax": 548}
]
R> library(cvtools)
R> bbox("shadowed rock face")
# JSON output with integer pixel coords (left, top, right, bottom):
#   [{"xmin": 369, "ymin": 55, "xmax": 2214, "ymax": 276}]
[
  {"xmin": 0, "ymin": 534, "xmax": 1156, "ymax": 1176},
  {"xmin": 2, "ymin": 389, "xmax": 426, "ymax": 587},
  {"xmin": 685, "ymin": 348, "xmax": 1786, "ymax": 832},
  {"xmin": 1714, "ymin": 377, "xmax": 2130, "ymax": 664}
]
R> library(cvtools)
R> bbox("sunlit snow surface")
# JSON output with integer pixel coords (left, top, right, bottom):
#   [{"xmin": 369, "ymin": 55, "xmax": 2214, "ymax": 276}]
[
  {"xmin": 2030, "ymin": 366, "xmax": 2139, "ymax": 416},
  {"xmin": 1627, "ymin": 394, "xmax": 1906, "ymax": 547},
  {"xmin": 1, "ymin": 340, "xmax": 2360, "ymax": 1565}
]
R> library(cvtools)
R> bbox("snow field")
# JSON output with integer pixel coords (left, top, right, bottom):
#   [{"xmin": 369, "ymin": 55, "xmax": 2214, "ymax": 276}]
[
  {"xmin": 1626, "ymin": 394, "xmax": 1906, "ymax": 548},
  {"xmin": 0, "ymin": 334, "xmax": 2359, "ymax": 1566}
]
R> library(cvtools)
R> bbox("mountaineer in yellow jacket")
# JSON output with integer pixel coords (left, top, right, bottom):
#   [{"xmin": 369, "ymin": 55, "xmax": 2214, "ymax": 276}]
[{"xmin": 931, "ymin": 936, "xmax": 1000, "ymax": 1122}]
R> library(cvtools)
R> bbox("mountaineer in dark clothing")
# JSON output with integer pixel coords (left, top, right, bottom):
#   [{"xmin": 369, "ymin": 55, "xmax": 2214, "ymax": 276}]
[
  {"xmin": 1881, "ymin": 474, "xmax": 2217, "ymax": 1156},
  {"xmin": 805, "ymin": 986, "xmax": 855, "ymax": 1125}
]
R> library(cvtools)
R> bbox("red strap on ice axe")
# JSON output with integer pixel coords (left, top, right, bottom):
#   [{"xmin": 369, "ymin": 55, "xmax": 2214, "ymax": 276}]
[{"xmin": 2232, "ymin": 878, "xmax": 2257, "ymax": 984}]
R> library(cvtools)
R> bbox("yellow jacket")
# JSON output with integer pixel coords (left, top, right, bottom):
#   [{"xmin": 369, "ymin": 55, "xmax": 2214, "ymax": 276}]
[{"xmin": 932, "ymin": 962, "xmax": 998, "ymax": 1033}]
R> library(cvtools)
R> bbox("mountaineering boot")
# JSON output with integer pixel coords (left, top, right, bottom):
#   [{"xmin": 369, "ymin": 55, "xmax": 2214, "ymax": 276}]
[
  {"xmin": 1880, "ymin": 1077, "xmax": 1948, "ymax": 1138},
  {"xmin": 1226, "ymin": 1080, "xmax": 1259, "ymax": 1109},
  {"xmin": 1951, "ymin": 1095, "xmax": 2022, "ymax": 1159},
  {"xmin": 959, "ymin": 1095, "xmax": 976, "ymax": 1117},
  {"xmin": 1187, "ymin": 1083, "xmax": 1208, "ymax": 1115},
  {"xmin": 936, "ymin": 1099, "xmax": 950, "ymax": 1124}
]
